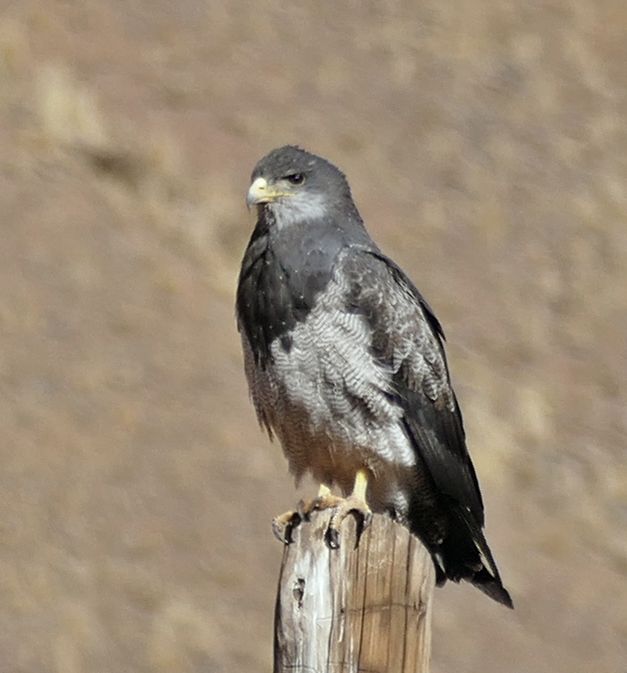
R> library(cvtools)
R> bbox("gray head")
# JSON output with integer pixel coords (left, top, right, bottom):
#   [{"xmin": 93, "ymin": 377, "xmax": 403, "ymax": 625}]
[{"xmin": 246, "ymin": 146, "xmax": 357, "ymax": 227}]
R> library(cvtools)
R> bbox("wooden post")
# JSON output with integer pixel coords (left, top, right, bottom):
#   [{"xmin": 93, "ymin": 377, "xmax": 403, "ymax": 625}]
[{"xmin": 273, "ymin": 511, "xmax": 435, "ymax": 673}]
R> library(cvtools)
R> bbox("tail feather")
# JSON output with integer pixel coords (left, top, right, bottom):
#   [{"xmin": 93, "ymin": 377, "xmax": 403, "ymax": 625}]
[
  {"xmin": 442, "ymin": 503, "xmax": 513, "ymax": 608},
  {"xmin": 469, "ymin": 567, "xmax": 514, "ymax": 608},
  {"xmin": 410, "ymin": 497, "xmax": 513, "ymax": 609}
]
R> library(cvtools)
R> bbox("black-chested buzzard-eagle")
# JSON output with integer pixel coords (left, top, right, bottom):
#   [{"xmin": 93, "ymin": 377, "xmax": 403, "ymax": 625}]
[{"xmin": 236, "ymin": 145, "xmax": 512, "ymax": 607}]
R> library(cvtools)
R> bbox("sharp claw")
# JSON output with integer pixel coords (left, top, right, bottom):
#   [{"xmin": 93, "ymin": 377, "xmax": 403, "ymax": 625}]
[
  {"xmin": 325, "ymin": 502, "xmax": 372, "ymax": 550},
  {"xmin": 285, "ymin": 512, "xmax": 302, "ymax": 542},
  {"xmin": 275, "ymin": 491, "xmax": 372, "ymax": 549},
  {"xmin": 325, "ymin": 525, "xmax": 340, "ymax": 549},
  {"xmin": 272, "ymin": 511, "xmax": 302, "ymax": 544},
  {"xmin": 353, "ymin": 508, "xmax": 373, "ymax": 547}
]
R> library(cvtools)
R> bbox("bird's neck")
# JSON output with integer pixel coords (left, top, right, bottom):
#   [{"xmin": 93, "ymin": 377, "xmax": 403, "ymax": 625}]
[{"xmin": 265, "ymin": 194, "xmax": 330, "ymax": 232}]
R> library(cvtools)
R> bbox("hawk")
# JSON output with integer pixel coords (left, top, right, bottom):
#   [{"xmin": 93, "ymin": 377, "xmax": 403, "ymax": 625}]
[{"xmin": 236, "ymin": 146, "xmax": 512, "ymax": 607}]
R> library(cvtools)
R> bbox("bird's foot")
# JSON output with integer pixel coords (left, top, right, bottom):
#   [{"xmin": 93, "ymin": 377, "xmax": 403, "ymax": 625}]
[
  {"xmin": 271, "ymin": 510, "xmax": 302, "ymax": 544},
  {"xmin": 298, "ymin": 490, "xmax": 345, "ymax": 518},
  {"xmin": 325, "ymin": 494, "xmax": 373, "ymax": 550},
  {"xmin": 272, "ymin": 473, "xmax": 373, "ymax": 549},
  {"xmin": 273, "ymin": 484, "xmax": 341, "ymax": 544}
]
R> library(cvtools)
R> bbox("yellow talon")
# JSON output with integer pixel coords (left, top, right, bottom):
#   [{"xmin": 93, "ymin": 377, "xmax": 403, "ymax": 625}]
[
  {"xmin": 298, "ymin": 482, "xmax": 343, "ymax": 517},
  {"xmin": 326, "ymin": 469, "xmax": 373, "ymax": 549},
  {"xmin": 273, "ymin": 471, "xmax": 373, "ymax": 548}
]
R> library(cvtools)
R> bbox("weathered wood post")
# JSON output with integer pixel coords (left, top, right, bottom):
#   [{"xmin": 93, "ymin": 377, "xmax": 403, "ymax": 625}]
[{"xmin": 273, "ymin": 511, "xmax": 435, "ymax": 673}]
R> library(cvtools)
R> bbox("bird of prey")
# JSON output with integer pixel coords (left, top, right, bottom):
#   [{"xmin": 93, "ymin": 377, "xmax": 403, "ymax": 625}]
[{"xmin": 236, "ymin": 145, "xmax": 512, "ymax": 608}]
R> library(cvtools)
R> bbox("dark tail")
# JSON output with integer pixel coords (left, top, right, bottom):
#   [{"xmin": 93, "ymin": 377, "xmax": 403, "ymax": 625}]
[{"xmin": 411, "ymin": 498, "xmax": 513, "ymax": 609}]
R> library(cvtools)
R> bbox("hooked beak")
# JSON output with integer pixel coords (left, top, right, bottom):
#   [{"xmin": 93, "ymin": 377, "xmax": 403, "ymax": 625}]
[
  {"xmin": 246, "ymin": 177, "xmax": 291, "ymax": 209},
  {"xmin": 246, "ymin": 177, "xmax": 270, "ymax": 209}
]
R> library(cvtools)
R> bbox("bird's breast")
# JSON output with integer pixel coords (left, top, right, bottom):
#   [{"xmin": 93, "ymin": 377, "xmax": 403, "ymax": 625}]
[
  {"xmin": 249, "ymin": 273, "xmax": 417, "ymax": 475},
  {"xmin": 236, "ymin": 218, "xmax": 346, "ymax": 368}
]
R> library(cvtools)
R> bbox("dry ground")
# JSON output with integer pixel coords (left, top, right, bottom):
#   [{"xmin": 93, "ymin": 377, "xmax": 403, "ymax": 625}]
[{"xmin": 0, "ymin": 1, "xmax": 625, "ymax": 671}]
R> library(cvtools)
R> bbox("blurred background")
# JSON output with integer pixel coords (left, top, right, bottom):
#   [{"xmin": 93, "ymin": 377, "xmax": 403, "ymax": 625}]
[{"xmin": 1, "ymin": 1, "xmax": 625, "ymax": 671}]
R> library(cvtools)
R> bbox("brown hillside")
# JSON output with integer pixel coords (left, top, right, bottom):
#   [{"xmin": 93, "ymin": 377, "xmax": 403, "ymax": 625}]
[{"xmin": 0, "ymin": 2, "xmax": 625, "ymax": 671}]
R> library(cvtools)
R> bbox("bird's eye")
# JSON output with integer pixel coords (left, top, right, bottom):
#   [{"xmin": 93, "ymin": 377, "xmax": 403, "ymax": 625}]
[{"xmin": 286, "ymin": 173, "xmax": 305, "ymax": 185}]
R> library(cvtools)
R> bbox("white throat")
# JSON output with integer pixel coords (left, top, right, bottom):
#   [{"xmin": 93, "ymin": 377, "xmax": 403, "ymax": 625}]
[{"xmin": 268, "ymin": 192, "xmax": 329, "ymax": 230}]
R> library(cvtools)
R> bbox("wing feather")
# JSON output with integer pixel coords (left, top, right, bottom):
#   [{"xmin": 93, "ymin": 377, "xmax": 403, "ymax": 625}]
[{"xmin": 343, "ymin": 248, "xmax": 485, "ymax": 525}]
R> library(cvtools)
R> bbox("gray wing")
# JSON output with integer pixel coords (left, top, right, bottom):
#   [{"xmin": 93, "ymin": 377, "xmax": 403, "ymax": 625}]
[{"xmin": 343, "ymin": 248, "xmax": 485, "ymax": 525}]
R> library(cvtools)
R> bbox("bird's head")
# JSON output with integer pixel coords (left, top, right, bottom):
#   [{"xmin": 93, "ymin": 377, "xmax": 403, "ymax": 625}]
[{"xmin": 246, "ymin": 146, "xmax": 355, "ymax": 227}]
